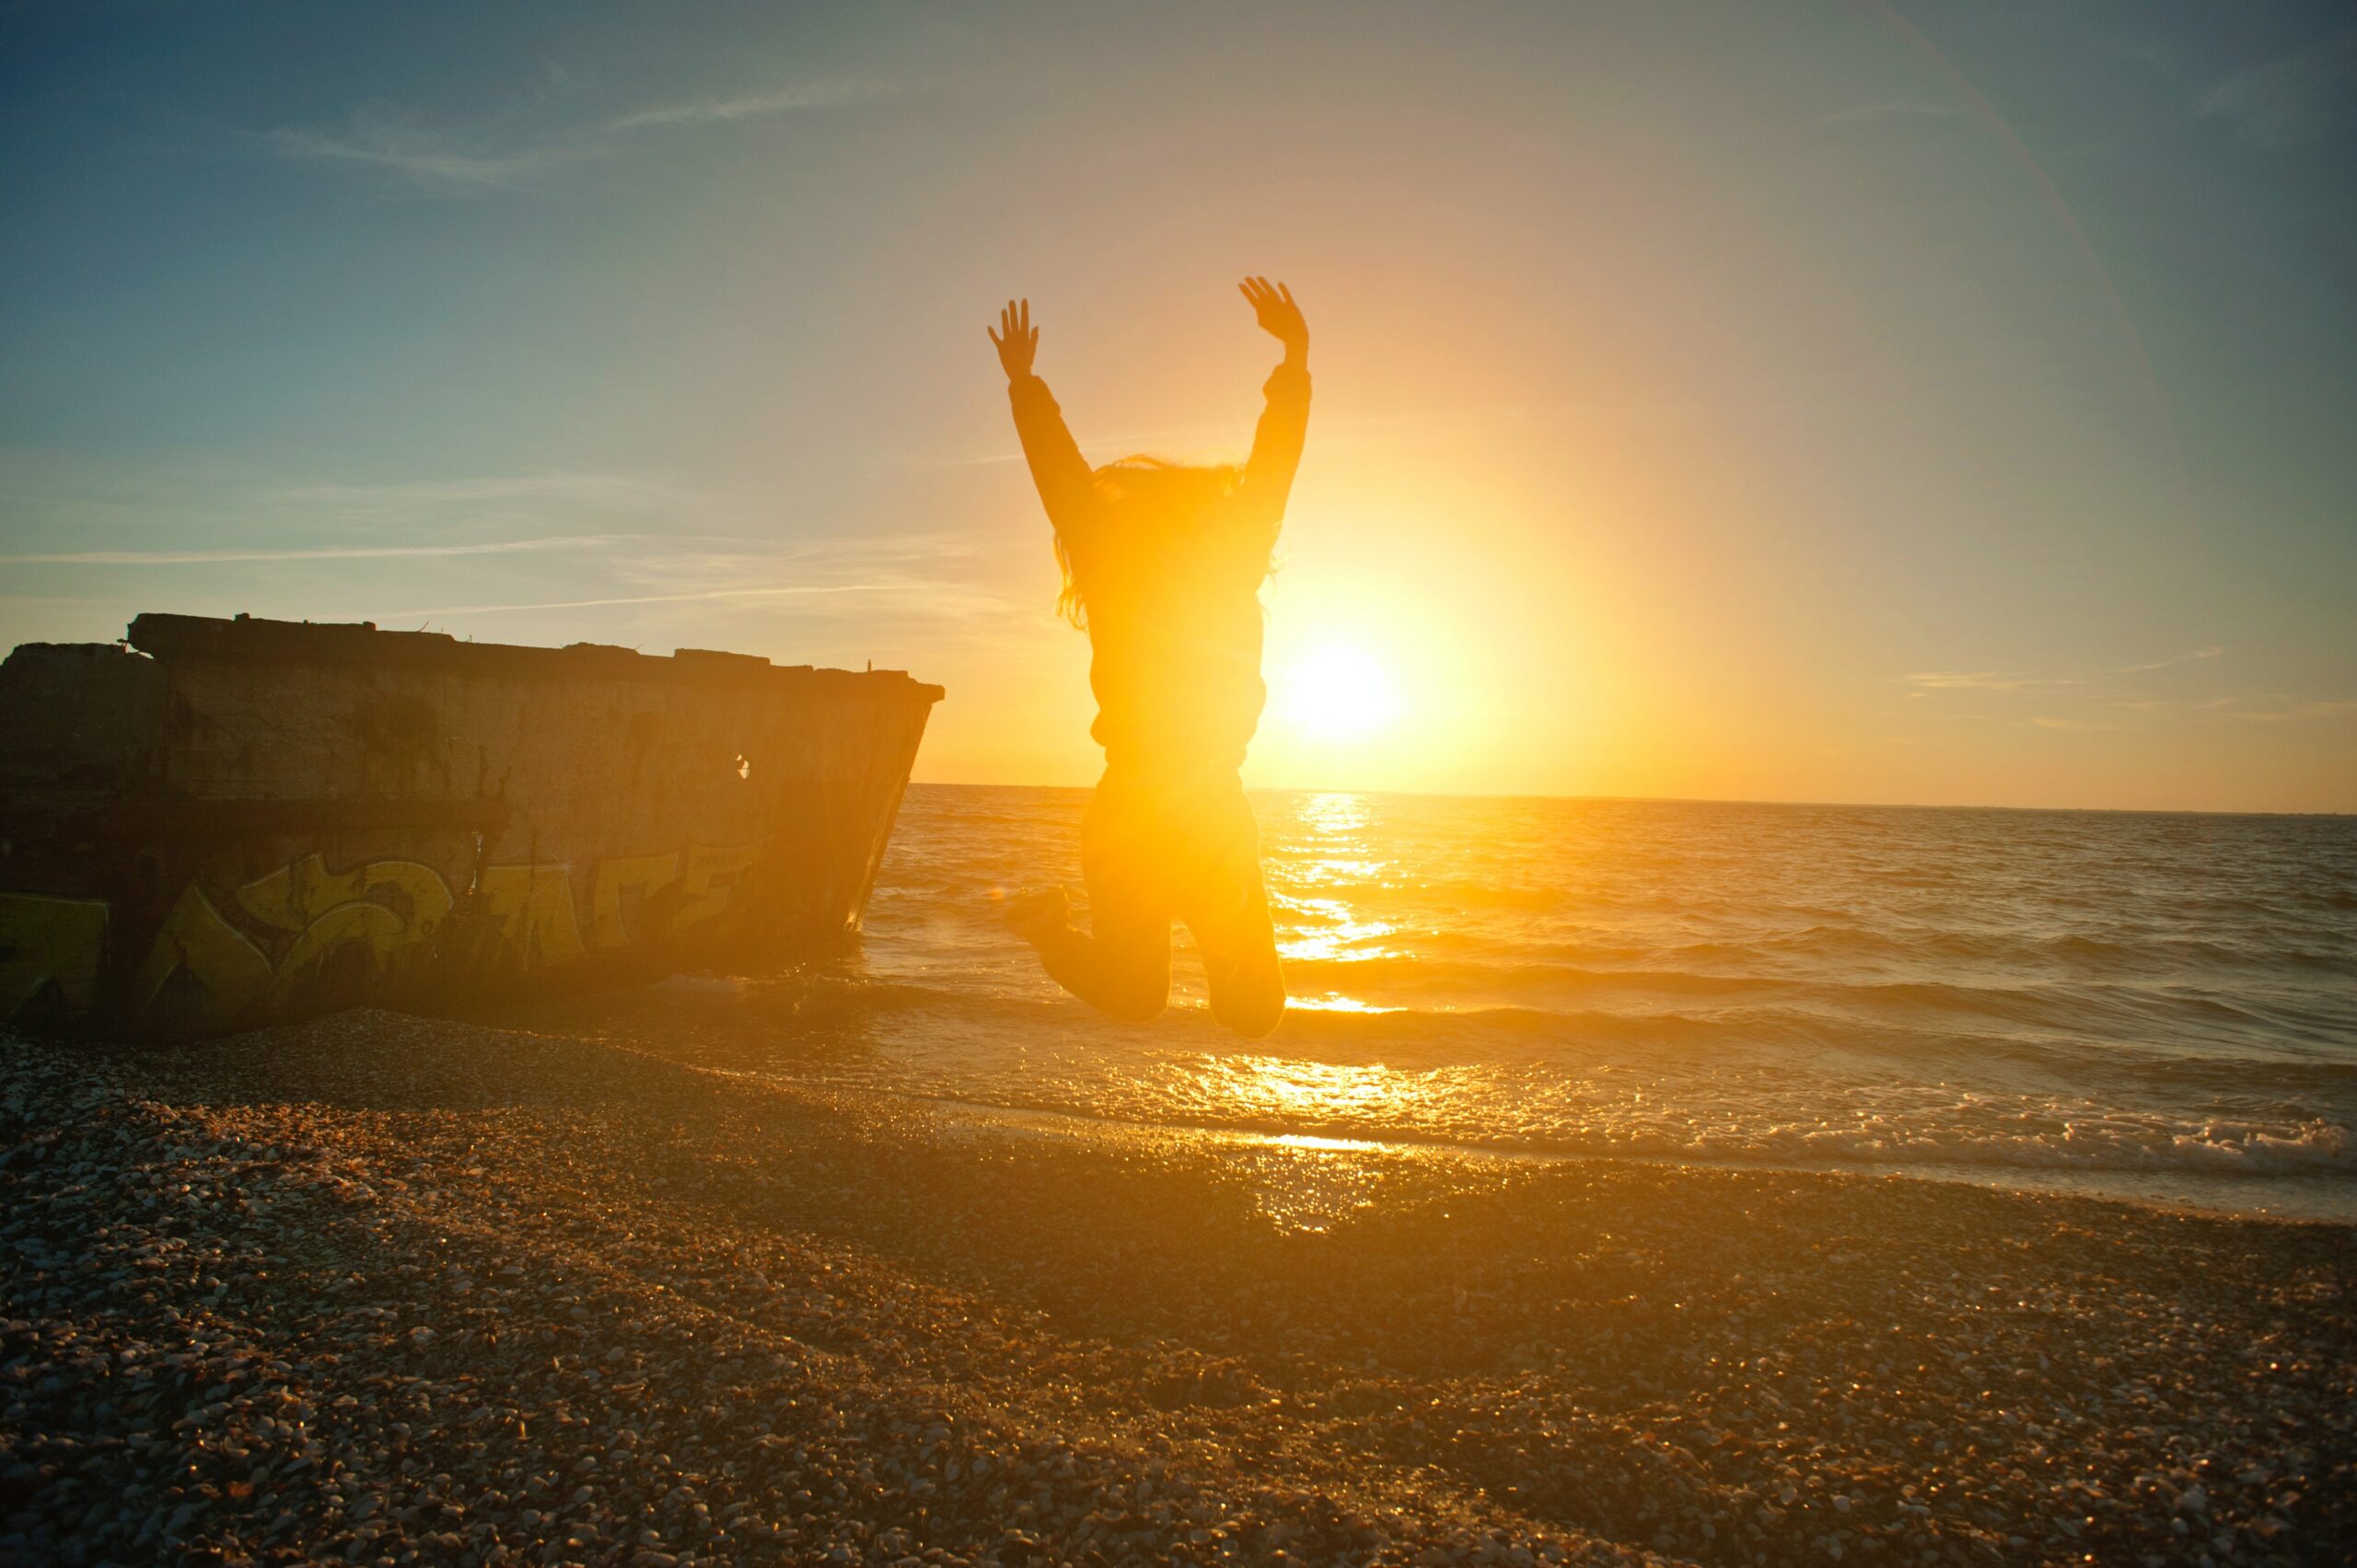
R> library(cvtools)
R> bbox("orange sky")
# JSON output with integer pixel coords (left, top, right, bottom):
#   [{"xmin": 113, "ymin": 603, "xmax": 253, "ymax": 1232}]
[{"xmin": 3, "ymin": 4, "xmax": 2351, "ymax": 811}]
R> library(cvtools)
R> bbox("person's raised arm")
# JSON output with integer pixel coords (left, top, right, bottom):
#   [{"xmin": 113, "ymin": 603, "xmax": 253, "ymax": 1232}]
[
  {"xmin": 991, "ymin": 298, "xmax": 1094, "ymax": 538},
  {"xmin": 1238, "ymin": 277, "xmax": 1311, "ymax": 516}
]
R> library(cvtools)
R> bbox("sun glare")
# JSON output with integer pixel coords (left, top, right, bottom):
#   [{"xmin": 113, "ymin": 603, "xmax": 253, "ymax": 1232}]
[{"xmin": 1283, "ymin": 644, "xmax": 1399, "ymax": 740}]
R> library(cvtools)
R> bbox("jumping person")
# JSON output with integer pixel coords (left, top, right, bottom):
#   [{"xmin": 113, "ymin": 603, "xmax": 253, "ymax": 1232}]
[{"xmin": 988, "ymin": 279, "xmax": 1311, "ymax": 1039}]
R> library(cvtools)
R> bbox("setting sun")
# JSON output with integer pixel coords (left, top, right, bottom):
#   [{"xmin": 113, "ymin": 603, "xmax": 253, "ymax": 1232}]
[{"xmin": 1280, "ymin": 644, "xmax": 1399, "ymax": 740}]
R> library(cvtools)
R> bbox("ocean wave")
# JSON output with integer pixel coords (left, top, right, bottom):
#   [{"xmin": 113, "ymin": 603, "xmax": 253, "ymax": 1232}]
[
  {"xmin": 908, "ymin": 1083, "xmax": 2357, "ymax": 1183},
  {"xmin": 706, "ymin": 785, "xmax": 2357, "ymax": 1214},
  {"xmin": 1661, "ymin": 1112, "xmax": 2357, "ymax": 1178}
]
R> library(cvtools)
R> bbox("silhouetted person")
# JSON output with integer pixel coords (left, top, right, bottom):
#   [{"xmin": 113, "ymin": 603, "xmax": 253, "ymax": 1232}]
[{"xmin": 989, "ymin": 279, "xmax": 1311, "ymax": 1039}]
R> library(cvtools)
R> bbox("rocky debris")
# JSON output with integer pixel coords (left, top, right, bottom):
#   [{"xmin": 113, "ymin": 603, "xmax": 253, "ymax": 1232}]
[{"xmin": 2, "ymin": 1014, "xmax": 2351, "ymax": 1566}]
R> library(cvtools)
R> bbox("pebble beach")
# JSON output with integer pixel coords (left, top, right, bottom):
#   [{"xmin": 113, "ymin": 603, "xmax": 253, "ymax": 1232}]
[{"xmin": 3, "ymin": 1014, "xmax": 2351, "ymax": 1568}]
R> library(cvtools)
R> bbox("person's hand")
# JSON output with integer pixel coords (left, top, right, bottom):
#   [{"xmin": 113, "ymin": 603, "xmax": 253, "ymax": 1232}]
[
  {"xmin": 988, "ymin": 298, "xmax": 1039, "ymax": 381},
  {"xmin": 1238, "ymin": 276, "xmax": 1307, "ymax": 358}
]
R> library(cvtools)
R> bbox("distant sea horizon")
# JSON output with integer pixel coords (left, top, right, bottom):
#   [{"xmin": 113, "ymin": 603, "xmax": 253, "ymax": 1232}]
[{"xmin": 912, "ymin": 777, "xmax": 2357, "ymax": 820}]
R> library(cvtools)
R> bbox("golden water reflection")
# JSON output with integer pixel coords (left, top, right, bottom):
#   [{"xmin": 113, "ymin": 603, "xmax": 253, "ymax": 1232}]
[
  {"xmin": 1302, "ymin": 792, "xmax": 1369, "ymax": 836},
  {"xmin": 1275, "ymin": 894, "xmax": 1399, "ymax": 963},
  {"xmin": 1284, "ymin": 994, "xmax": 1399, "ymax": 1015},
  {"xmin": 1207, "ymin": 1052, "xmax": 1419, "ymax": 1122},
  {"xmin": 1295, "ymin": 856, "xmax": 1387, "ymax": 886}
]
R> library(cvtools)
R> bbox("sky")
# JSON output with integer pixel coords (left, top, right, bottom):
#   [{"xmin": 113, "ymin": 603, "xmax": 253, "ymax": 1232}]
[{"xmin": 2, "ymin": 0, "xmax": 2352, "ymax": 812}]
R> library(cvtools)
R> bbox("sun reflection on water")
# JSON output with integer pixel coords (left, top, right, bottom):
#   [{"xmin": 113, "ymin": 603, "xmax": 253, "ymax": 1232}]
[
  {"xmin": 1205, "ymin": 1053, "xmax": 1419, "ymax": 1122},
  {"xmin": 1276, "ymin": 895, "xmax": 1399, "ymax": 963},
  {"xmin": 1302, "ymin": 792, "xmax": 1370, "ymax": 836},
  {"xmin": 1284, "ymin": 994, "xmax": 1399, "ymax": 1015},
  {"xmin": 1296, "ymin": 857, "xmax": 1388, "ymax": 886},
  {"xmin": 1267, "ymin": 1133, "xmax": 1380, "ymax": 1153}
]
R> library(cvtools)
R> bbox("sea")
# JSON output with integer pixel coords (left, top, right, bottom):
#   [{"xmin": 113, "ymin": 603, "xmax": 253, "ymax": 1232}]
[{"xmin": 533, "ymin": 785, "xmax": 2357, "ymax": 1222}]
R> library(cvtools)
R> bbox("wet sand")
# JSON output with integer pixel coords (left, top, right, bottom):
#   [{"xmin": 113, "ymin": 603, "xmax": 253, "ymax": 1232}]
[{"xmin": 3, "ymin": 1014, "xmax": 2351, "ymax": 1566}]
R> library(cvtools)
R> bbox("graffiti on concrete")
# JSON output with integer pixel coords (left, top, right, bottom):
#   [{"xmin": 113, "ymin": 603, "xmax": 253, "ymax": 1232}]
[
  {"xmin": 238, "ymin": 854, "xmax": 452, "ymax": 949},
  {"xmin": 1, "ymin": 840, "xmax": 767, "ymax": 1028},
  {"xmin": 0, "ymin": 893, "xmax": 110, "ymax": 1018},
  {"xmin": 129, "ymin": 884, "xmax": 277, "ymax": 1028},
  {"xmin": 579, "ymin": 841, "xmax": 768, "ymax": 950},
  {"xmin": 477, "ymin": 865, "xmax": 587, "ymax": 968},
  {"xmin": 672, "ymin": 841, "xmax": 765, "ymax": 932},
  {"xmin": 589, "ymin": 854, "xmax": 679, "ymax": 951}
]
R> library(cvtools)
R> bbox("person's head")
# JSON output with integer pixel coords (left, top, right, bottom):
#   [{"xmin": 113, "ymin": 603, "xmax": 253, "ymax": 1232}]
[{"xmin": 1053, "ymin": 457, "xmax": 1258, "ymax": 628}]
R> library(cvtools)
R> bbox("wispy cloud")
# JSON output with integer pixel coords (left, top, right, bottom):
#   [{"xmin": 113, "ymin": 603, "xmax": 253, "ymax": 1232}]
[
  {"xmin": 1901, "ymin": 645, "xmax": 2222, "ymax": 695},
  {"xmin": 2115, "ymin": 645, "xmax": 2224, "ymax": 673},
  {"xmin": 371, "ymin": 527, "xmax": 1024, "ymax": 627},
  {"xmin": 0, "ymin": 460, "xmax": 708, "ymax": 563},
  {"xmin": 273, "ymin": 471, "xmax": 692, "ymax": 517},
  {"xmin": 270, "ymin": 76, "xmax": 898, "ymax": 193},
  {"xmin": 1900, "ymin": 646, "xmax": 2351, "ymax": 728},
  {"xmin": 1902, "ymin": 668, "xmax": 2054, "ymax": 693},
  {"xmin": 2210, "ymin": 697, "xmax": 2357, "ymax": 724},
  {"xmin": 0, "ymin": 454, "xmax": 1033, "ymax": 655},
  {"xmin": 609, "ymin": 79, "xmax": 888, "ymax": 131},
  {"xmin": 265, "ymin": 120, "xmax": 580, "ymax": 192},
  {"xmin": 0, "ymin": 537, "xmax": 602, "ymax": 566},
  {"xmin": 2199, "ymin": 31, "xmax": 2356, "ymax": 149}
]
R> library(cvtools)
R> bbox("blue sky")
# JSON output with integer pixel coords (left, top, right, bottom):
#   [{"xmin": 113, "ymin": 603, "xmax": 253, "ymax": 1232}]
[{"xmin": 3, "ymin": 1, "xmax": 2352, "ymax": 809}]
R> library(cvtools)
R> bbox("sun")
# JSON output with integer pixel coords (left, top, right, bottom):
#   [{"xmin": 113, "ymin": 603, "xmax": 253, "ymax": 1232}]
[{"xmin": 1281, "ymin": 643, "xmax": 1399, "ymax": 740}]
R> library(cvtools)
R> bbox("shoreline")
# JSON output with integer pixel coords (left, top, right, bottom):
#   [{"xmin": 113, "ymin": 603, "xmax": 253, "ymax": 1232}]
[
  {"xmin": 5, "ymin": 1011, "xmax": 2352, "ymax": 1566},
  {"xmin": 801, "ymin": 1088, "xmax": 2357, "ymax": 1227}
]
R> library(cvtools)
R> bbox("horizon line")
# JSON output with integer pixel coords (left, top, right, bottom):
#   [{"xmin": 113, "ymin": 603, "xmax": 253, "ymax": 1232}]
[{"xmin": 904, "ymin": 778, "xmax": 2357, "ymax": 820}]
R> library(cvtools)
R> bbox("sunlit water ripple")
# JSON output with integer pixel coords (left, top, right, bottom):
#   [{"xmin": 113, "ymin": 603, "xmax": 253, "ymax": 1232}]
[{"xmin": 509, "ymin": 785, "xmax": 2357, "ymax": 1220}]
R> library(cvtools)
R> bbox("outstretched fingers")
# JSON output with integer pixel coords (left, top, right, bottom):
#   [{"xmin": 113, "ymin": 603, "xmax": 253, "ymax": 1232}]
[
  {"xmin": 990, "ymin": 298, "xmax": 1040, "ymax": 375},
  {"xmin": 1240, "ymin": 276, "xmax": 1297, "ymax": 312}
]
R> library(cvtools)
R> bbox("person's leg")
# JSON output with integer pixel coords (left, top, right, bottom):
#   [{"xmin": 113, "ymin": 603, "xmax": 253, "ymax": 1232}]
[
  {"xmin": 1013, "ymin": 776, "xmax": 1172, "ymax": 1022},
  {"xmin": 1178, "ymin": 779, "xmax": 1286, "ymax": 1040}
]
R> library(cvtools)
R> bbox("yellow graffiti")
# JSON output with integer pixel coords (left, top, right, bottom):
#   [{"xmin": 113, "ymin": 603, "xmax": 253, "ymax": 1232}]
[
  {"xmin": 671, "ymin": 841, "xmax": 767, "ymax": 931},
  {"xmin": 237, "ymin": 854, "xmax": 452, "ymax": 942},
  {"xmin": 11, "ymin": 836, "xmax": 777, "ymax": 1025},
  {"xmin": 271, "ymin": 900, "xmax": 408, "ymax": 997},
  {"xmin": 0, "ymin": 893, "xmax": 110, "ymax": 1016},
  {"xmin": 589, "ymin": 853, "xmax": 678, "ymax": 949},
  {"xmin": 132, "ymin": 885, "xmax": 274, "ymax": 1024},
  {"xmin": 476, "ymin": 865, "xmax": 586, "ymax": 968},
  {"xmin": 243, "ymin": 855, "xmax": 454, "ymax": 1000}
]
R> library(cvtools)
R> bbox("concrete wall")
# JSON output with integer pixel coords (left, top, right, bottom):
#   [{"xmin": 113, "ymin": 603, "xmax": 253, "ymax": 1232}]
[{"xmin": 0, "ymin": 614, "xmax": 941, "ymax": 1037}]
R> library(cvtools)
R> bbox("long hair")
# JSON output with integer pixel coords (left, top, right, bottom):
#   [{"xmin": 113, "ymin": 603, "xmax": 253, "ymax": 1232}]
[{"xmin": 1055, "ymin": 457, "xmax": 1254, "ymax": 630}]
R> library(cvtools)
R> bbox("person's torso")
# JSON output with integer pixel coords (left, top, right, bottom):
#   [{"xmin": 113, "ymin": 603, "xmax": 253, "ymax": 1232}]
[{"xmin": 1074, "ymin": 519, "xmax": 1271, "ymax": 771}]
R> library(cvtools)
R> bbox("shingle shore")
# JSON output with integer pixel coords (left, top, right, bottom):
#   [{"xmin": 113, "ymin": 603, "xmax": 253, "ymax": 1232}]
[{"xmin": 2, "ymin": 1014, "xmax": 2350, "ymax": 1567}]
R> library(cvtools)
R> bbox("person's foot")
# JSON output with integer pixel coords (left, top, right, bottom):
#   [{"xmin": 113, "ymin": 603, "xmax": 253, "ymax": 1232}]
[{"xmin": 1002, "ymin": 886, "xmax": 1071, "ymax": 944}]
